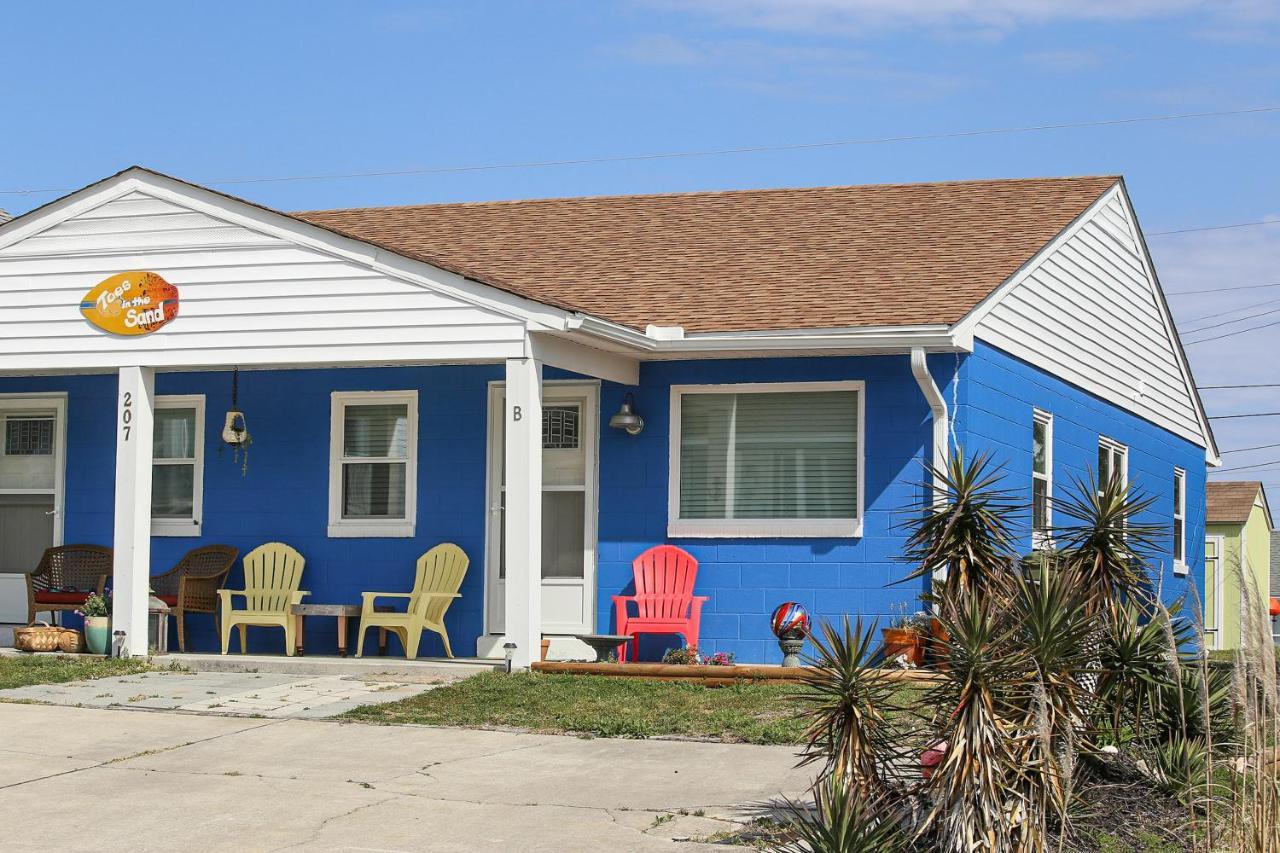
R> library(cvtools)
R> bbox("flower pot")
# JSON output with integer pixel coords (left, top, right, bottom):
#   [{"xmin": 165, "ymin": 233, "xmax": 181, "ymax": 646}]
[
  {"xmin": 84, "ymin": 616, "xmax": 111, "ymax": 656},
  {"xmin": 881, "ymin": 628, "xmax": 924, "ymax": 666}
]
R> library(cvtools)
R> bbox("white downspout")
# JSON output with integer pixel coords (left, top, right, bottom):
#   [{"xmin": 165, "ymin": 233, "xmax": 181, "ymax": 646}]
[{"xmin": 910, "ymin": 347, "xmax": 949, "ymax": 500}]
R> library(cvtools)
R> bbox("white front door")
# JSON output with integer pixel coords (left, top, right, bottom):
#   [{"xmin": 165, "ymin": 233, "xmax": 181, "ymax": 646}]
[
  {"xmin": 0, "ymin": 395, "xmax": 66, "ymax": 623},
  {"xmin": 486, "ymin": 382, "xmax": 598, "ymax": 636}
]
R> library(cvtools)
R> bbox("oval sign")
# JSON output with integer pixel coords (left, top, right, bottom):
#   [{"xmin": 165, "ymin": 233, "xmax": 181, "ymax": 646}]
[{"xmin": 80, "ymin": 271, "xmax": 180, "ymax": 336}]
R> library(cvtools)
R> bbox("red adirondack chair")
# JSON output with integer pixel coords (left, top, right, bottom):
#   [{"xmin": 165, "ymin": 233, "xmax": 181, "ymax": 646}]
[{"xmin": 612, "ymin": 545, "xmax": 709, "ymax": 663}]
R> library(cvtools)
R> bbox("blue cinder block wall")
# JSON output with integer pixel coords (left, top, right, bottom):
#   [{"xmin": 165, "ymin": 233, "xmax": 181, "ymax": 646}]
[
  {"xmin": 952, "ymin": 341, "xmax": 1206, "ymax": 607},
  {"xmin": 595, "ymin": 355, "xmax": 939, "ymax": 663},
  {"xmin": 1, "ymin": 341, "xmax": 1206, "ymax": 661}
]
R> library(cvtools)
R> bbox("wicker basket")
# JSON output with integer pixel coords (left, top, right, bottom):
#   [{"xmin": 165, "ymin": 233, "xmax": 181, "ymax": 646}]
[
  {"xmin": 57, "ymin": 629, "xmax": 85, "ymax": 654},
  {"xmin": 13, "ymin": 622, "xmax": 66, "ymax": 653}
]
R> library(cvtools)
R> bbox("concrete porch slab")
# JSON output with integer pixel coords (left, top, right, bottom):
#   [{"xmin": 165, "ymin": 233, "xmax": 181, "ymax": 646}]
[{"xmin": 161, "ymin": 651, "xmax": 501, "ymax": 682}]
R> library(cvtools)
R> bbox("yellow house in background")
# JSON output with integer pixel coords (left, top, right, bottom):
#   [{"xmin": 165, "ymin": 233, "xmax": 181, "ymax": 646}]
[{"xmin": 1204, "ymin": 481, "xmax": 1273, "ymax": 650}]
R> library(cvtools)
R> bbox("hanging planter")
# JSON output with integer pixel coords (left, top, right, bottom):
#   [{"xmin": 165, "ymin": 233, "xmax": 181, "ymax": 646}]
[{"xmin": 220, "ymin": 367, "xmax": 252, "ymax": 476}]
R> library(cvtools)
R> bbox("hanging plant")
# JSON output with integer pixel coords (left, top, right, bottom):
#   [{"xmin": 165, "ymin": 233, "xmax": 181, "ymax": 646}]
[{"xmin": 219, "ymin": 367, "xmax": 252, "ymax": 476}]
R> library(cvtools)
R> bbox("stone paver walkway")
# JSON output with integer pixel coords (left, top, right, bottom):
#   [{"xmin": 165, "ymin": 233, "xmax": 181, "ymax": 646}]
[{"xmin": 0, "ymin": 669, "xmax": 434, "ymax": 718}]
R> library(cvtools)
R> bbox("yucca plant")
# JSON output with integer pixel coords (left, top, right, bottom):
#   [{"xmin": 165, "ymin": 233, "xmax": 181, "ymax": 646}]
[
  {"xmin": 794, "ymin": 617, "xmax": 906, "ymax": 795},
  {"xmin": 902, "ymin": 450, "xmax": 1021, "ymax": 605},
  {"xmin": 1095, "ymin": 600, "xmax": 1184, "ymax": 744},
  {"xmin": 1052, "ymin": 471, "xmax": 1163, "ymax": 617},
  {"xmin": 777, "ymin": 779, "xmax": 911, "ymax": 853}
]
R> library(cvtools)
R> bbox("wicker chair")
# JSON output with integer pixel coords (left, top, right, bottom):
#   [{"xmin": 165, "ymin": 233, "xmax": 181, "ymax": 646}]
[
  {"xmin": 26, "ymin": 545, "xmax": 113, "ymax": 626},
  {"xmin": 151, "ymin": 545, "xmax": 239, "ymax": 653}
]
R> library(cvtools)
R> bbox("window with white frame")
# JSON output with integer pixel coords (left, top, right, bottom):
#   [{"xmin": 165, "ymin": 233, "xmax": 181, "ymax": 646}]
[
  {"xmin": 328, "ymin": 390, "xmax": 417, "ymax": 537},
  {"xmin": 1098, "ymin": 437, "xmax": 1128, "ymax": 490},
  {"xmin": 1032, "ymin": 410, "xmax": 1053, "ymax": 546},
  {"xmin": 151, "ymin": 395, "xmax": 205, "ymax": 536},
  {"xmin": 1172, "ymin": 468, "xmax": 1186, "ymax": 572},
  {"xmin": 669, "ymin": 381, "xmax": 864, "ymax": 538}
]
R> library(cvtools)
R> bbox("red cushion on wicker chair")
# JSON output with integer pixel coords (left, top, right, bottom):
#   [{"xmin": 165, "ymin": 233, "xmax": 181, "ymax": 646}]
[
  {"xmin": 33, "ymin": 591, "xmax": 91, "ymax": 604},
  {"xmin": 154, "ymin": 594, "xmax": 179, "ymax": 607}
]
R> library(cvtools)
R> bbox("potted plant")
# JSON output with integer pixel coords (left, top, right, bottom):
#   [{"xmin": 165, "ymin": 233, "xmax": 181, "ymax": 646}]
[
  {"xmin": 881, "ymin": 604, "xmax": 928, "ymax": 667},
  {"xmin": 77, "ymin": 591, "xmax": 112, "ymax": 655}
]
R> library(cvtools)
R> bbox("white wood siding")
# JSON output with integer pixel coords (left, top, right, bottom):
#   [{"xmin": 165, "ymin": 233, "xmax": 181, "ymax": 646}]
[
  {"xmin": 0, "ymin": 191, "xmax": 526, "ymax": 370},
  {"xmin": 971, "ymin": 190, "xmax": 1205, "ymax": 446}
]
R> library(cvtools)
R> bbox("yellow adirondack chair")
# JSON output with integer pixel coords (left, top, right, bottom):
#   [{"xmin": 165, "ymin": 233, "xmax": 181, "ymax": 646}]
[
  {"xmin": 219, "ymin": 542, "xmax": 308, "ymax": 656},
  {"xmin": 357, "ymin": 543, "xmax": 469, "ymax": 659}
]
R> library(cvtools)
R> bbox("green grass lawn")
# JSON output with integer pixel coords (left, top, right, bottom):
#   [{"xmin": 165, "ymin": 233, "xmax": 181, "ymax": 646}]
[
  {"xmin": 0, "ymin": 654, "xmax": 153, "ymax": 690},
  {"xmin": 343, "ymin": 671, "xmax": 924, "ymax": 744}
]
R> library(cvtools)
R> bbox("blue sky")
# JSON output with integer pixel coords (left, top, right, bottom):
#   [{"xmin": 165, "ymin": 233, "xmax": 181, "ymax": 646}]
[{"xmin": 2, "ymin": 1, "xmax": 1278, "ymax": 494}]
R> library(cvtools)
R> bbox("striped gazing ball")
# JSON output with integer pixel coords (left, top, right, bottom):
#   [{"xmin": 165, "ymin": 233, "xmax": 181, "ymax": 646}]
[{"xmin": 771, "ymin": 602, "xmax": 811, "ymax": 639}]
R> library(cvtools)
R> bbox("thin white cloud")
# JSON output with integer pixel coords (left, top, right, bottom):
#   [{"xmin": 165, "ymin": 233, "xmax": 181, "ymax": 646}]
[{"xmin": 655, "ymin": 0, "xmax": 1275, "ymax": 33}]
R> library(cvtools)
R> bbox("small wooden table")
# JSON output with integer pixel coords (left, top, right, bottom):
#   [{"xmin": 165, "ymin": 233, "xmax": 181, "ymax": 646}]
[{"xmin": 289, "ymin": 603, "xmax": 361, "ymax": 657}]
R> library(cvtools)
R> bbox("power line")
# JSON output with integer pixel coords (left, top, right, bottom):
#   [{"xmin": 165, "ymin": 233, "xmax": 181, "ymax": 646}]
[
  {"xmin": 1200, "ymin": 384, "xmax": 1280, "ymax": 391},
  {"xmin": 1220, "ymin": 441, "xmax": 1280, "ymax": 454},
  {"xmin": 1207, "ymin": 411, "xmax": 1280, "ymax": 419},
  {"xmin": 1182, "ymin": 304, "xmax": 1280, "ymax": 336},
  {"xmin": 1213, "ymin": 457, "xmax": 1280, "ymax": 473},
  {"xmin": 1167, "ymin": 281, "xmax": 1280, "ymax": 297},
  {"xmin": 1181, "ymin": 296, "xmax": 1280, "ymax": 325},
  {"xmin": 1185, "ymin": 317, "xmax": 1280, "ymax": 345},
  {"xmin": 1147, "ymin": 218, "xmax": 1280, "ymax": 238},
  {"xmin": 3, "ymin": 103, "xmax": 1280, "ymax": 197}
]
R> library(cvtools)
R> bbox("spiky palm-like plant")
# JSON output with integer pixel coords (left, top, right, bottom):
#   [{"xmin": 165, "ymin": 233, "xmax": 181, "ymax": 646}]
[
  {"xmin": 777, "ymin": 780, "xmax": 911, "ymax": 853},
  {"xmin": 1052, "ymin": 472, "xmax": 1163, "ymax": 616},
  {"xmin": 794, "ymin": 617, "xmax": 905, "ymax": 795},
  {"xmin": 902, "ymin": 450, "xmax": 1021, "ymax": 604},
  {"xmin": 1095, "ymin": 601, "xmax": 1183, "ymax": 744}
]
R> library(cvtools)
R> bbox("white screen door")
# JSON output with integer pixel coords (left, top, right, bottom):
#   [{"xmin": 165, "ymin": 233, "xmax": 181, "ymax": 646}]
[
  {"xmin": 486, "ymin": 382, "xmax": 598, "ymax": 635},
  {"xmin": 0, "ymin": 395, "xmax": 66, "ymax": 623}
]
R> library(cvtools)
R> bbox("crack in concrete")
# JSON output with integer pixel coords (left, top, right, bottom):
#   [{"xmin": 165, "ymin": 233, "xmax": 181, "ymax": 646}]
[
  {"xmin": 0, "ymin": 718, "xmax": 281, "ymax": 791},
  {"xmin": 265, "ymin": 795, "xmax": 398, "ymax": 853}
]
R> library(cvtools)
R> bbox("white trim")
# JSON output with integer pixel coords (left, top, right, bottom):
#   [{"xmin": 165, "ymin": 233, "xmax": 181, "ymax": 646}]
[
  {"xmin": 327, "ymin": 389, "xmax": 418, "ymax": 538},
  {"xmin": 1204, "ymin": 534, "xmax": 1225, "ymax": 650},
  {"xmin": 1032, "ymin": 409, "xmax": 1053, "ymax": 549},
  {"xmin": 0, "ymin": 392, "xmax": 67, "ymax": 549},
  {"xmin": 667, "ymin": 380, "xmax": 865, "ymax": 539},
  {"xmin": 150, "ymin": 394, "xmax": 205, "ymax": 537},
  {"xmin": 1172, "ymin": 467, "xmax": 1187, "ymax": 575},
  {"xmin": 1098, "ymin": 436, "xmax": 1129, "ymax": 489},
  {"xmin": 482, "ymin": 379, "xmax": 600, "ymax": 637}
]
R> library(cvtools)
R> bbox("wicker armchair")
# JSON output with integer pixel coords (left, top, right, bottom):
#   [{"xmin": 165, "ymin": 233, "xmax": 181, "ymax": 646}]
[
  {"xmin": 26, "ymin": 545, "xmax": 112, "ymax": 626},
  {"xmin": 151, "ymin": 545, "xmax": 239, "ymax": 652}
]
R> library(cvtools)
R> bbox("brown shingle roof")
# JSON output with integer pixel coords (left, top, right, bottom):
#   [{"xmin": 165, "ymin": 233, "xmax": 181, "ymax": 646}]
[
  {"xmin": 1207, "ymin": 481, "xmax": 1265, "ymax": 525},
  {"xmin": 296, "ymin": 176, "xmax": 1118, "ymax": 333}
]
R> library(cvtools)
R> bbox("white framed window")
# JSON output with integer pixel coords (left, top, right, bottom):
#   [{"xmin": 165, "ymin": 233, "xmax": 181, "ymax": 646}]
[
  {"xmin": 1032, "ymin": 410, "xmax": 1053, "ymax": 547},
  {"xmin": 1098, "ymin": 437, "xmax": 1128, "ymax": 491},
  {"xmin": 1172, "ymin": 468, "xmax": 1186, "ymax": 574},
  {"xmin": 668, "ymin": 381, "xmax": 864, "ymax": 538},
  {"xmin": 328, "ymin": 390, "xmax": 417, "ymax": 538},
  {"xmin": 151, "ymin": 395, "xmax": 205, "ymax": 537}
]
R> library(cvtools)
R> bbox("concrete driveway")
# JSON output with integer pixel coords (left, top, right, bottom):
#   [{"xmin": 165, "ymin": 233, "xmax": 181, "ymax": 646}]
[{"xmin": 0, "ymin": 703, "xmax": 811, "ymax": 851}]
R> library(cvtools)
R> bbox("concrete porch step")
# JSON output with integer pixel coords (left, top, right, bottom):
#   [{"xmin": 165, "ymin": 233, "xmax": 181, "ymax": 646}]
[{"xmin": 160, "ymin": 651, "xmax": 501, "ymax": 682}]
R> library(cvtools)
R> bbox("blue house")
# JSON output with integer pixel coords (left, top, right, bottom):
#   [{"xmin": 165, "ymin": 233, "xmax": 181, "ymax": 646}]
[{"xmin": 0, "ymin": 168, "xmax": 1218, "ymax": 665}]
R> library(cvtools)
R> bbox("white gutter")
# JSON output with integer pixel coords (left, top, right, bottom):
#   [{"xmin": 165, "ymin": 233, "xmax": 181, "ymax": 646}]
[{"xmin": 910, "ymin": 346, "xmax": 949, "ymax": 502}]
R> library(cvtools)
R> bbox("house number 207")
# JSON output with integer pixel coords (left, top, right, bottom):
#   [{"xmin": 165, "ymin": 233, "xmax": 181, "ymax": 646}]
[{"xmin": 121, "ymin": 391, "xmax": 133, "ymax": 441}]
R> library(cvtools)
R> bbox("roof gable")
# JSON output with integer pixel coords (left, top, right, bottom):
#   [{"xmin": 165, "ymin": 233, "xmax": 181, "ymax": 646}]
[
  {"xmin": 955, "ymin": 182, "xmax": 1216, "ymax": 456},
  {"xmin": 297, "ymin": 176, "xmax": 1118, "ymax": 334},
  {"xmin": 1207, "ymin": 481, "xmax": 1269, "ymax": 525}
]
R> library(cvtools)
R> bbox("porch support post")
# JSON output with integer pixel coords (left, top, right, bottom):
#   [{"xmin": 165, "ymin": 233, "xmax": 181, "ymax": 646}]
[
  {"xmin": 112, "ymin": 366, "xmax": 155, "ymax": 657},
  {"xmin": 503, "ymin": 356, "xmax": 543, "ymax": 670}
]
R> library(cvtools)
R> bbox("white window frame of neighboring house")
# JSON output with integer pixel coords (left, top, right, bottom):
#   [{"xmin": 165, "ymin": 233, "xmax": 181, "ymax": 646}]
[
  {"xmin": 328, "ymin": 390, "xmax": 418, "ymax": 538},
  {"xmin": 1032, "ymin": 410, "xmax": 1053, "ymax": 549},
  {"xmin": 1172, "ymin": 467, "xmax": 1187, "ymax": 575},
  {"xmin": 1204, "ymin": 534, "xmax": 1224, "ymax": 650},
  {"xmin": 667, "ymin": 380, "xmax": 865, "ymax": 538},
  {"xmin": 1098, "ymin": 436, "xmax": 1129, "ymax": 491},
  {"xmin": 151, "ymin": 395, "xmax": 205, "ymax": 537}
]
